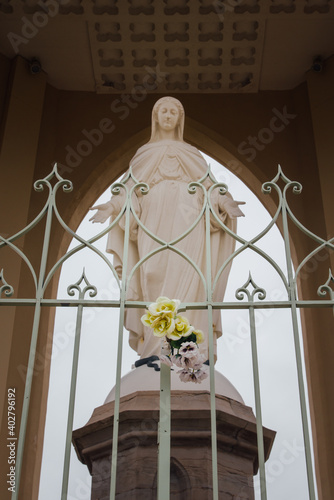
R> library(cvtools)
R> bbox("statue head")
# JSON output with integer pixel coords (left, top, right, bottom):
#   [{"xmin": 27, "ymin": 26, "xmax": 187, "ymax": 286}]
[{"xmin": 150, "ymin": 96, "xmax": 185, "ymax": 142}]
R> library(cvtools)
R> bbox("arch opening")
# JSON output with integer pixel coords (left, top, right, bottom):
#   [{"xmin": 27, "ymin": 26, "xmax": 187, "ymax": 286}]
[{"xmin": 38, "ymin": 138, "xmax": 314, "ymax": 500}]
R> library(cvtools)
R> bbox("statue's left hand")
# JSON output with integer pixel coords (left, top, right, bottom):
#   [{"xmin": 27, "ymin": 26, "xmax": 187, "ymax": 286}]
[
  {"xmin": 89, "ymin": 202, "xmax": 114, "ymax": 223},
  {"xmin": 220, "ymin": 198, "xmax": 245, "ymax": 218}
]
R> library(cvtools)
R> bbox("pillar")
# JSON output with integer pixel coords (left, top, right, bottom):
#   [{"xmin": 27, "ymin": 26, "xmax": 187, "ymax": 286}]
[
  {"xmin": 0, "ymin": 55, "xmax": 46, "ymax": 498},
  {"xmin": 306, "ymin": 54, "xmax": 334, "ymax": 500},
  {"xmin": 73, "ymin": 391, "xmax": 275, "ymax": 499}
]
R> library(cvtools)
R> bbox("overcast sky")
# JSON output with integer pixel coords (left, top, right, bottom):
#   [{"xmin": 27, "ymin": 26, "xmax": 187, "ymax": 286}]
[{"xmin": 39, "ymin": 154, "xmax": 316, "ymax": 500}]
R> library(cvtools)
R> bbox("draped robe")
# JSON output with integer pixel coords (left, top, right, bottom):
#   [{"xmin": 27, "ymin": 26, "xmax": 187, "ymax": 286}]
[{"xmin": 106, "ymin": 139, "xmax": 237, "ymax": 361}]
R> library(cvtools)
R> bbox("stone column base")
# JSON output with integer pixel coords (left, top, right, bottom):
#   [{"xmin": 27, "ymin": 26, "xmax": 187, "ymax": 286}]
[{"xmin": 72, "ymin": 391, "xmax": 275, "ymax": 499}]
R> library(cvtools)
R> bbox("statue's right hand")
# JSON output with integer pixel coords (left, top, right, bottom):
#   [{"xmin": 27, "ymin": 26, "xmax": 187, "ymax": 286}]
[{"xmin": 89, "ymin": 203, "xmax": 113, "ymax": 223}]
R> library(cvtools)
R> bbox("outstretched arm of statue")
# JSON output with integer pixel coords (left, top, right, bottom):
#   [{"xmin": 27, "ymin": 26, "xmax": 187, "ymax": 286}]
[
  {"xmin": 219, "ymin": 195, "xmax": 245, "ymax": 219},
  {"xmin": 89, "ymin": 198, "xmax": 122, "ymax": 223}
]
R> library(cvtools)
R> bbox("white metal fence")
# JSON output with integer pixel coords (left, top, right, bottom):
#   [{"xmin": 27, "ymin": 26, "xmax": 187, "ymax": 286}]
[{"xmin": 1, "ymin": 161, "xmax": 332, "ymax": 499}]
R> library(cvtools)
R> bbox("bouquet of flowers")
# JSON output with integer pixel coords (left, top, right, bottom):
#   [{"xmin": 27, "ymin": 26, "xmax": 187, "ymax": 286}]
[{"xmin": 141, "ymin": 296, "xmax": 208, "ymax": 383}]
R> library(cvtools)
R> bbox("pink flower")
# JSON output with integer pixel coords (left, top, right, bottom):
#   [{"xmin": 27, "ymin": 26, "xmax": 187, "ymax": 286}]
[
  {"xmin": 159, "ymin": 355, "xmax": 173, "ymax": 367},
  {"xmin": 171, "ymin": 355, "xmax": 183, "ymax": 367},
  {"xmin": 178, "ymin": 341, "xmax": 198, "ymax": 358},
  {"xmin": 177, "ymin": 365, "xmax": 209, "ymax": 384},
  {"xmin": 178, "ymin": 369, "xmax": 195, "ymax": 383},
  {"xmin": 179, "ymin": 352, "xmax": 206, "ymax": 369},
  {"xmin": 161, "ymin": 339, "xmax": 171, "ymax": 356},
  {"xmin": 195, "ymin": 367, "xmax": 209, "ymax": 382},
  {"xmin": 179, "ymin": 356, "xmax": 194, "ymax": 368}
]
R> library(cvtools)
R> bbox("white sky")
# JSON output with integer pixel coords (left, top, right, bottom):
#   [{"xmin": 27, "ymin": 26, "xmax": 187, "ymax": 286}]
[{"xmin": 39, "ymin": 153, "xmax": 316, "ymax": 500}]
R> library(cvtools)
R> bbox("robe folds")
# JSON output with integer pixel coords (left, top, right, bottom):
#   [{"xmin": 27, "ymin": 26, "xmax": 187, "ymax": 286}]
[{"xmin": 106, "ymin": 139, "xmax": 237, "ymax": 361}]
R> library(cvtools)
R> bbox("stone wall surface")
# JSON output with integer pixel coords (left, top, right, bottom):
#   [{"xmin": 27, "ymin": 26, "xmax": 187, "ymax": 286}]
[{"xmin": 73, "ymin": 391, "xmax": 275, "ymax": 499}]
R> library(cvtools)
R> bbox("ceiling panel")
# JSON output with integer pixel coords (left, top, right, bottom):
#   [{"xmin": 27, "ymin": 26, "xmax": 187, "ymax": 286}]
[{"xmin": 0, "ymin": 0, "xmax": 333, "ymax": 93}]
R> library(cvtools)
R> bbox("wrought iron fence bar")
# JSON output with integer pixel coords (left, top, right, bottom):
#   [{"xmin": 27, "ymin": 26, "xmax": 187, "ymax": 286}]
[
  {"xmin": 11, "ymin": 300, "xmax": 42, "ymax": 500},
  {"xmin": 1, "ymin": 299, "xmax": 334, "ymax": 310},
  {"xmin": 127, "ymin": 241, "xmax": 207, "ymax": 298},
  {"xmin": 130, "ymin": 180, "xmax": 207, "ymax": 248},
  {"xmin": 109, "ymin": 194, "xmax": 132, "ymax": 500},
  {"xmin": 157, "ymin": 362, "xmax": 171, "ymax": 500},
  {"xmin": 12, "ymin": 190, "xmax": 55, "ymax": 500},
  {"xmin": 290, "ymin": 299, "xmax": 317, "ymax": 500},
  {"xmin": 126, "ymin": 181, "xmax": 208, "ymax": 297},
  {"xmin": 295, "ymin": 238, "xmax": 334, "ymax": 282},
  {"xmin": 281, "ymin": 190, "xmax": 317, "ymax": 500},
  {"xmin": 206, "ymin": 202, "xmax": 219, "ymax": 500},
  {"xmin": 249, "ymin": 304, "xmax": 268, "ymax": 500},
  {"xmin": 2, "ymin": 164, "xmax": 331, "ymax": 500},
  {"xmin": 208, "ymin": 183, "xmax": 281, "ymax": 249},
  {"xmin": 208, "ymin": 304, "xmax": 219, "ymax": 500},
  {"xmin": 0, "ymin": 236, "xmax": 38, "ymax": 292},
  {"xmin": 61, "ymin": 300, "xmax": 85, "ymax": 499},
  {"xmin": 0, "ymin": 192, "xmax": 50, "ymax": 250},
  {"xmin": 44, "ymin": 201, "xmax": 123, "ymax": 295},
  {"xmin": 208, "ymin": 183, "xmax": 289, "ymax": 295},
  {"xmin": 109, "ymin": 297, "xmax": 125, "ymax": 500},
  {"xmin": 212, "ymin": 238, "xmax": 289, "ymax": 297},
  {"xmin": 295, "ymin": 300, "xmax": 334, "ymax": 308},
  {"xmin": 286, "ymin": 202, "xmax": 334, "ymax": 253},
  {"xmin": 0, "ymin": 299, "xmax": 38, "ymax": 305}
]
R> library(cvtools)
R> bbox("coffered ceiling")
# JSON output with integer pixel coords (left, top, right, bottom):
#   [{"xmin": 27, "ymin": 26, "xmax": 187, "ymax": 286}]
[{"xmin": 0, "ymin": 0, "xmax": 333, "ymax": 93}]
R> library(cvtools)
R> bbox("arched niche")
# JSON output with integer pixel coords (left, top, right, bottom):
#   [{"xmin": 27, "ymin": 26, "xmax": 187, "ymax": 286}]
[
  {"xmin": 35, "ymin": 118, "xmax": 331, "ymax": 500},
  {"xmin": 59, "ymin": 116, "xmax": 297, "ymax": 295},
  {"xmin": 152, "ymin": 457, "xmax": 191, "ymax": 499},
  {"xmin": 64, "ymin": 118, "xmax": 277, "ymax": 240}
]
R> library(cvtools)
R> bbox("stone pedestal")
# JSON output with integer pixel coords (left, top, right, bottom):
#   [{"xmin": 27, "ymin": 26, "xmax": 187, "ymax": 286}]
[{"xmin": 73, "ymin": 390, "xmax": 275, "ymax": 499}]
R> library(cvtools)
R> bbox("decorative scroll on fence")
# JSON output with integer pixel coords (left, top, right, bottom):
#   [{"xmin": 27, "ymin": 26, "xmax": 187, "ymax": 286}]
[{"xmin": 1, "ymin": 162, "xmax": 333, "ymax": 500}]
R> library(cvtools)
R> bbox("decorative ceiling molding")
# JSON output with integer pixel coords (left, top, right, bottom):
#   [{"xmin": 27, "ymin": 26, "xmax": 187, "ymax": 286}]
[{"xmin": 0, "ymin": 0, "xmax": 333, "ymax": 93}]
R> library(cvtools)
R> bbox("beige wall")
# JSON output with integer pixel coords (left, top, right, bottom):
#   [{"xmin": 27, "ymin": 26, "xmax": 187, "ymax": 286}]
[
  {"xmin": 307, "ymin": 55, "xmax": 334, "ymax": 267},
  {"xmin": 0, "ymin": 53, "xmax": 11, "ymax": 136},
  {"xmin": 0, "ymin": 55, "xmax": 333, "ymax": 499}
]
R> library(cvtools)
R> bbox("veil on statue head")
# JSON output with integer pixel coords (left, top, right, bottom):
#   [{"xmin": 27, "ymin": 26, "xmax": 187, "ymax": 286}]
[{"xmin": 149, "ymin": 96, "xmax": 185, "ymax": 143}]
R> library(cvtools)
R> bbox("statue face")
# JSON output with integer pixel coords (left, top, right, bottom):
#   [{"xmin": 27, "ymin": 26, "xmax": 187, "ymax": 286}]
[{"xmin": 157, "ymin": 101, "xmax": 180, "ymax": 132}]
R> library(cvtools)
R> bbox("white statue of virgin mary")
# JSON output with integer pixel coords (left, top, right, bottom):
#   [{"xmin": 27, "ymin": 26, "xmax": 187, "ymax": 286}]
[{"xmin": 90, "ymin": 97, "xmax": 244, "ymax": 361}]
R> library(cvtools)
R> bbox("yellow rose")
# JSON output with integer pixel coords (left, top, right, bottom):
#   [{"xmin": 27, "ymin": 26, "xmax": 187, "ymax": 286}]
[
  {"xmin": 172, "ymin": 316, "xmax": 194, "ymax": 338},
  {"xmin": 152, "ymin": 315, "xmax": 175, "ymax": 337},
  {"xmin": 193, "ymin": 329, "xmax": 205, "ymax": 344},
  {"xmin": 141, "ymin": 312, "xmax": 156, "ymax": 328},
  {"xmin": 148, "ymin": 296, "xmax": 180, "ymax": 318},
  {"xmin": 166, "ymin": 328, "xmax": 183, "ymax": 341}
]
